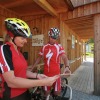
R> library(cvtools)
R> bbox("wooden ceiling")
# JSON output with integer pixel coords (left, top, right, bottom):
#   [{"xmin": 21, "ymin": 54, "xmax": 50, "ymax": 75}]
[
  {"xmin": 65, "ymin": 15, "xmax": 94, "ymax": 39},
  {"xmin": 0, "ymin": 0, "xmax": 95, "ymax": 40},
  {"xmin": 0, "ymin": 0, "xmax": 69, "ymax": 16}
]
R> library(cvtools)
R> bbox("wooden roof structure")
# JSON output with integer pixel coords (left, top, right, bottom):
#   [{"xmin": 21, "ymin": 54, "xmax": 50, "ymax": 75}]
[{"xmin": 0, "ymin": 0, "xmax": 99, "ymax": 40}]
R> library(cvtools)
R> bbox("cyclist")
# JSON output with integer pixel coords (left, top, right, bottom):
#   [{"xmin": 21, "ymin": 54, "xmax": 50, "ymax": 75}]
[
  {"xmin": 32, "ymin": 27, "xmax": 71, "ymax": 99},
  {"xmin": 0, "ymin": 18, "xmax": 59, "ymax": 100}
]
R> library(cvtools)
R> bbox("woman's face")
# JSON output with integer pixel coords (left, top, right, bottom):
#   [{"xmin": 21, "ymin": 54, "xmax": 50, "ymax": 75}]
[{"xmin": 14, "ymin": 36, "xmax": 27, "ymax": 47}]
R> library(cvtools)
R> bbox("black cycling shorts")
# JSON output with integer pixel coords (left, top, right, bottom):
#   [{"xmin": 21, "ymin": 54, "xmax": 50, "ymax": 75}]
[{"xmin": 0, "ymin": 90, "xmax": 31, "ymax": 100}]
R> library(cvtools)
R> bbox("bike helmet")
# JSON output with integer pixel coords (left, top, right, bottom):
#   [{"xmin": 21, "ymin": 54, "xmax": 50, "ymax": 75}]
[
  {"xmin": 5, "ymin": 18, "xmax": 32, "ymax": 38},
  {"xmin": 48, "ymin": 28, "xmax": 60, "ymax": 39}
]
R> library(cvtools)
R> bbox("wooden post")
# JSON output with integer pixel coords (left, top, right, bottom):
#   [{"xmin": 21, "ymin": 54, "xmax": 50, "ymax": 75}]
[
  {"xmin": 94, "ymin": 14, "xmax": 100, "ymax": 95},
  {"xmin": 83, "ymin": 42, "xmax": 86, "ymax": 61}
]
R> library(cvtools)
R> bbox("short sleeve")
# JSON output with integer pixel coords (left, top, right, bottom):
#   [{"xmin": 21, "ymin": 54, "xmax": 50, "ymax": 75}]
[
  {"xmin": 0, "ymin": 45, "xmax": 14, "ymax": 73},
  {"xmin": 58, "ymin": 44, "xmax": 65, "ymax": 56}
]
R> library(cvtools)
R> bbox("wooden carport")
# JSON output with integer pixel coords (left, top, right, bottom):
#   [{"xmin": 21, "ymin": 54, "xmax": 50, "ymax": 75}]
[{"xmin": 0, "ymin": 0, "xmax": 100, "ymax": 95}]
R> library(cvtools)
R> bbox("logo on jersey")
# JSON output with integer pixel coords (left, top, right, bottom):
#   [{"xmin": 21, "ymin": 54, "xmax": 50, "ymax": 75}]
[
  {"xmin": 46, "ymin": 49, "xmax": 53, "ymax": 67},
  {"xmin": 0, "ymin": 62, "xmax": 9, "ymax": 73}
]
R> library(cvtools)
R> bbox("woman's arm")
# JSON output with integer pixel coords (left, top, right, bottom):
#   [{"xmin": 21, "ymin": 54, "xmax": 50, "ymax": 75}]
[
  {"xmin": 26, "ymin": 70, "xmax": 48, "ymax": 79},
  {"xmin": 3, "ymin": 71, "xmax": 59, "ymax": 88}
]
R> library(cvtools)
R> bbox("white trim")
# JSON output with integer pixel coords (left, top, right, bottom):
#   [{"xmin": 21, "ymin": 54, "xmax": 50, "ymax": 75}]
[{"xmin": 1, "ymin": 45, "xmax": 10, "ymax": 73}]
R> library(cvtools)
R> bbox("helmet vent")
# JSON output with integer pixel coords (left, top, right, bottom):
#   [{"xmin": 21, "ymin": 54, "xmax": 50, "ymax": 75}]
[
  {"xmin": 17, "ymin": 23, "xmax": 21, "ymax": 26},
  {"xmin": 21, "ymin": 22, "xmax": 25, "ymax": 26},
  {"xmin": 12, "ymin": 24, "xmax": 16, "ymax": 27}
]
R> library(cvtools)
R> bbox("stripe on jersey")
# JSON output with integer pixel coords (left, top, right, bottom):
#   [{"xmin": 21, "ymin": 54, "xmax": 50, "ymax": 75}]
[
  {"xmin": 59, "ymin": 50, "xmax": 65, "ymax": 55},
  {"xmin": 1, "ymin": 45, "xmax": 10, "ymax": 73},
  {"xmin": 54, "ymin": 44, "xmax": 59, "ymax": 62},
  {"xmin": 0, "ymin": 45, "xmax": 13, "ymax": 73}
]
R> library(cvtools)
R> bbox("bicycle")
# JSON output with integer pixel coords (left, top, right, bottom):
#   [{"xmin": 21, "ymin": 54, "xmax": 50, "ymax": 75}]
[{"xmin": 30, "ymin": 64, "xmax": 72, "ymax": 100}]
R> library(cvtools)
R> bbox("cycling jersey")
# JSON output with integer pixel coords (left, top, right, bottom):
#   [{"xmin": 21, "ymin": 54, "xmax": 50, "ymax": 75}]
[
  {"xmin": 39, "ymin": 43, "xmax": 65, "ymax": 76},
  {"xmin": 0, "ymin": 42, "xmax": 27, "ymax": 99}
]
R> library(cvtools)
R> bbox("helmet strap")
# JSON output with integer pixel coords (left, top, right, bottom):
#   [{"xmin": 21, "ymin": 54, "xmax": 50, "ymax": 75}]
[
  {"xmin": 7, "ymin": 31, "xmax": 17, "ymax": 45},
  {"xmin": 7, "ymin": 31, "xmax": 14, "ymax": 38},
  {"xmin": 12, "ymin": 36, "xmax": 18, "ymax": 46}
]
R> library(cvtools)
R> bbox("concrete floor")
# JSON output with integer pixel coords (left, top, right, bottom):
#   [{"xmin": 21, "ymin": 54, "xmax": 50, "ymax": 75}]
[{"xmin": 67, "ymin": 57, "xmax": 100, "ymax": 100}]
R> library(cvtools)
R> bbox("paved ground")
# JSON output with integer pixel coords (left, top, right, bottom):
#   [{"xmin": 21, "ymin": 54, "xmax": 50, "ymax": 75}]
[
  {"xmin": 72, "ymin": 89, "xmax": 100, "ymax": 100},
  {"xmin": 67, "ymin": 57, "xmax": 100, "ymax": 100}
]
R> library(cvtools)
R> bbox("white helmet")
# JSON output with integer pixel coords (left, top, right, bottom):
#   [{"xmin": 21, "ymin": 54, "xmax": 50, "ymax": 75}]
[
  {"xmin": 5, "ymin": 18, "xmax": 32, "ymax": 38},
  {"xmin": 48, "ymin": 28, "xmax": 60, "ymax": 39}
]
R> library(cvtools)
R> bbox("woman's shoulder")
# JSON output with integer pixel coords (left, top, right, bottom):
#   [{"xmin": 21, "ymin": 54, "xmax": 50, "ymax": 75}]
[
  {"xmin": 1, "ymin": 44, "xmax": 10, "ymax": 49},
  {"xmin": 0, "ymin": 44, "xmax": 11, "ymax": 54}
]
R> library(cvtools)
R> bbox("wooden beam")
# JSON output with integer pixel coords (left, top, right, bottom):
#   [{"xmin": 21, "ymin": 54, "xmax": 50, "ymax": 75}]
[
  {"xmin": 33, "ymin": 0, "xmax": 58, "ymax": 17},
  {"xmin": 64, "ymin": 0, "xmax": 74, "ymax": 11}
]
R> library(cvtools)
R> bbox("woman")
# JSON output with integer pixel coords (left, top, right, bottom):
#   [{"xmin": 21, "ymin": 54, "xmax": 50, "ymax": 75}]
[{"xmin": 0, "ymin": 18, "xmax": 59, "ymax": 100}]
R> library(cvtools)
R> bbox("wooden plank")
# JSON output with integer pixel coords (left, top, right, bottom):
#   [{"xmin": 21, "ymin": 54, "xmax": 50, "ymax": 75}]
[
  {"xmin": 84, "ymin": 4, "xmax": 91, "ymax": 15},
  {"xmin": 90, "ymin": 2, "xmax": 97, "ymax": 14},
  {"xmin": 73, "ymin": 8, "xmax": 78, "ymax": 18},
  {"xmin": 97, "ymin": 1, "xmax": 100, "ymax": 13},
  {"xmin": 77, "ymin": 6, "xmax": 84, "ymax": 17},
  {"xmin": 67, "ymin": 11, "xmax": 73, "ymax": 19}
]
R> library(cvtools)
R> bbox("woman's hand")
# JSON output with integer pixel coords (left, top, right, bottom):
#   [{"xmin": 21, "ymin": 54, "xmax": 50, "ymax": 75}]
[{"xmin": 43, "ymin": 75, "xmax": 60, "ymax": 86}]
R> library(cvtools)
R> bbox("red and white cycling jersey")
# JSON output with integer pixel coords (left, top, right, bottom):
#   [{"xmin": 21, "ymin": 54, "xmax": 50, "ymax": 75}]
[
  {"xmin": 0, "ymin": 42, "xmax": 27, "ymax": 98},
  {"xmin": 39, "ymin": 43, "xmax": 65, "ymax": 76}
]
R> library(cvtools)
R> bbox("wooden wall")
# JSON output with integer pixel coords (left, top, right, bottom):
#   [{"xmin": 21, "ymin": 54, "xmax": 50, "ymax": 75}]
[
  {"xmin": 0, "ymin": 6, "xmax": 83, "ymax": 73},
  {"xmin": 22, "ymin": 15, "xmax": 60, "ymax": 64},
  {"xmin": 0, "ymin": 5, "xmax": 20, "ymax": 37}
]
